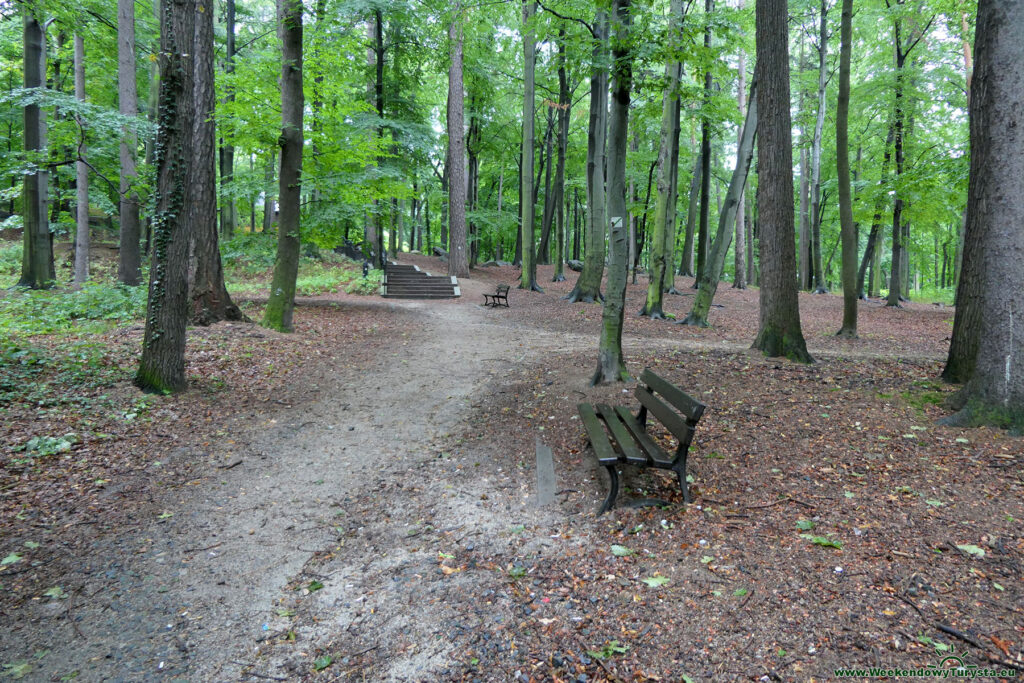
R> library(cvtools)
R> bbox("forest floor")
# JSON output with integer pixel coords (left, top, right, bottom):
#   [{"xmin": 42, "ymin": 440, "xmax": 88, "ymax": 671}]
[{"xmin": 1, "ymin": 253, "xmax": 1022, "ymax": 682}]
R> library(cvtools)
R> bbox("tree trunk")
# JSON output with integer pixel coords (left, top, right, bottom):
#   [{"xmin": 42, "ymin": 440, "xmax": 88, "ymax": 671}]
[
  {"xmin": 117, "ymin": 0, "xmax": 142, "ymax": 285},
  {"xmin": 798, "ymin": 146, "xmax": 810, "ymax": 289},
  {"xmin": 733, "ymin": 11, "xmax": 747, "ymax": 291},
  {"xmin": 572, "ymin": 187, "xmax": 581, "ymax": 260},
  {"xmin": 695, "ymin": 0, "xmax": 713, "ymax": 289},
  {"xmin": 682, "ymin": 77, "xmax": 757, "ymax": 327},
  {"xmin": 190, "ymin": 0, "xmax": 244, "ymax": 325},
  {"xmin": 566, "ymin": 10, "xmax": 607, "ymax": 302},
  {"xmin": 679, "ymin": 150, "xmax": 700, "ymax": 276},
  {"xmin": 593, "ymin": 0, "xmax": 631, "ymax": 385},
  {"xmin": 941, "ymin": 0, "xmax": 1024, "ymax": 429},
  {"xmin": 752, "ymin": 0, "xmax": 813, "ymax": 363},
  {"xmin": 835, "ymin": 0, "xmax": 857, "ymax": 336},
  {"xmin": 447, "ymin": 6, "xmax": 470, "ymax": 279},
  {"xmin": 73, "ymin": 33, "xmax": 89, "ymax": 286},
  {"xmin": 810, "ymin": 0, "xmax": 829, "ymax": 293},
  {"xmin": 537, "ymin": 109, "xmax": 555, "ymax": 264},
  {"xmin": 262, "ymin": 0, "xmax": 304, "ymax": 332},
  {"xmin": 136, "ymin": 0, "xmax": 197, "ymax": 393},
  {"xmin": 262, "ymin": 153, "xmax": 276, "ymax": 232},
  {"xmin": 553, "ymin": 29, "xmax": 569, "ymax": 282},
  {"xmin": 219, "ymin": 0, "xmax": 237, "ymax": 239},
  {"xmin": 640, "ymin": 0, "xmax": 684, "ymax": 318},
  {"xmin": 19, "ymin": 9, "xmax": 53, "ymax": 289},
  {"xmin": 745, "ymin": 188, "xmax": 756, "ymax": 285}
]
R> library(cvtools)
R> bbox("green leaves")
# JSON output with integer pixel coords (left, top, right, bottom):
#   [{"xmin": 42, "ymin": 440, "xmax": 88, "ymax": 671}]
[
  {"xmin": 587, "ymin": 640, "xmax": 629, "ymax": 660},
  {"xmin": 796, "ymin": 519, "xmax": 815, "ymax": 531},
  {"xmin": 956, "ymin": 544, "xmax": 985, "ymax": 558},
  {"xmin": 2, "ymin": 552, "xmax": 22, "ymax": 566},
  {"xmin": 610, "ymin": 544, "xmax": 635, "ymax": 557},
  {"xmin": 312, "ymin": 655, "xmax": 333, "ymax": 671},
  {"xmin": 641, "ymin": 575, "xmax": 670, "ymax": 588},
  {"xmin": 800, "ymin": 534, "xmax": 843, "ymax": 549}
]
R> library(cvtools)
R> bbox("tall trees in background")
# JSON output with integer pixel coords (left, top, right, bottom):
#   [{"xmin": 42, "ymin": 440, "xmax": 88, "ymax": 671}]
[
  {"xmin": 593, "ymin": 0, "xmax": 631, "ymax": 385},
  {"xmin": 447, "ymin": 4, "xmax": 470, "ymax": 280},
  {"xmin": 73, "ymin": 33, "xmax": 89, "ymax": 286},
  {"xmin": 136, "ymin": 0, "xmax": 197, "ymax": 392},
  {"xmin": 262, "ymin": 0, "xmax": 304, "ymax": 332},
  {"xmin": 694, "ymin": 0, "xmax": 713, "ymax": 288},
  {"xmin": 220, "ymin": 0, "xmax": 238, "ymax": 239},
  {"xmin": 942, "ymin": 0, "xmax": 1024, "ymax": 428},
  {"xmin": 117, "ymin": 0, "xmax": 141, "ymax": 285},
  {"xmin": 808, "ymin": 0, "xmax": 830, "ymax": 294},
  {"xmin": 752, "ymin": 0, "xmax": 812, "ymax": 363},
  {"xmin": 565, "ymin": 9, "xmax": 607, "ymax": 303},
  {"xmin": 835, "ymin": 0, "xmax": 857, "ymax": 337},
  {"xmin": 732, "ymin": 0, "xmax": 747, "ymax": 291}
]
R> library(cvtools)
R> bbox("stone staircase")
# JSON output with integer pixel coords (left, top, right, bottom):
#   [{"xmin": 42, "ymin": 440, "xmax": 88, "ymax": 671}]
[{"xmin": 381, "ymin": 262, "xmax": 460, "ymax": 299}]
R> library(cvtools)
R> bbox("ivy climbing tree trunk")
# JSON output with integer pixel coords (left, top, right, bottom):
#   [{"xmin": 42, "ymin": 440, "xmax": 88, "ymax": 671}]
[
  {"xmin": 592, "ymin": 0, "xmax": 631, "ymax": 385},
  {"xmin": 262, "ymin": 0, "xmax": 304, "ymax": 332},
  {"xmin": 640, "ymin": 0, "xmax": 683, "ymax": 318},
  {"xmin": 19, "ymin": 7, "xmax": 54, "ymax": 290},
  {"xmin": 447, "ymin": 4, "xmax": 470, "ymax": 279},
  {"xmin": 941, "ymin": 0, "xmax": 1024, "ymax": 428},
  {"xmin": 136, "ymin": 0, "xmax": 197, "ymax": 393},
  {"xmin": 190, "ymin": 0, "xmax": 244, "ymax": 325},
  {"xmin": 117, "ymin": 0, "xmax": 141, "ymax": 286},
  {"xmin": 565, "ymin": 10, "xmax": 607, "ymax": 303},
  {"xmin": 835, "ymin": 0, "xmax": 857, "ymax": 337},
  {"xmin": 73, "ymin": 33, "xmax": 89, "ymax": 287},
  {"xmin": 752, "ymin": 0, "xmax": 813, "ymax": 363}
]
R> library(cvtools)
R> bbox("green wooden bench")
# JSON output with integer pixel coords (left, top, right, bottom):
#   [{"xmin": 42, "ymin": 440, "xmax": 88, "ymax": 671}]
[{"xmin": 578, "ymin": 368, "xmax": 706, "ymax": 514}]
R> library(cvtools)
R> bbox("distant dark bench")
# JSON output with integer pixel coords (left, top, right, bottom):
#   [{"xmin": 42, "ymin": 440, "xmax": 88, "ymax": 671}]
[
  {"xmin": 578, "ymin": 368, "xmax": 706, "ymax": 514},
  {"xmin": 483, "ymin": 284, "xmax": 510, "ymax": 307}
]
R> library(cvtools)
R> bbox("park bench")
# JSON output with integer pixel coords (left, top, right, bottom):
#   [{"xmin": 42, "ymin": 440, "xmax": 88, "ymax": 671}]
[
  {"xmin": 578, "ymin": 368, "xmax": 706, "ymax": 514},
  {"xmin": 483, "ymin": 284, "xmax": 510, "ymax": 308}
]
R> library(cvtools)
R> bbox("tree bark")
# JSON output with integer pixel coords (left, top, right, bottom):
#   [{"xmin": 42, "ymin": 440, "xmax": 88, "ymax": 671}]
[
  {"xmin": 941, "ymin": 0, "xmax": 1024, "ymax": 429},
  {"xmin": 73, "ymin": 33, "xmax": 89, "ymax": 286},
  {"xmin": 809, "ymin": 0, "xmax": 829, "ymax": 294},
  {"xmin": 752, "ymin": 0, "xmax": 813, "ymax": 363},
  {"xmin": 694, "ymin": 0, "xmax": 713, "ymax": 289},
  {"xmin": 682, "ymin": 77, "xmax": 757, "ymax": 327},
  {"xmin": 835, "ymin": 0, "xmax": 857, "ymax": 336},
  {"xmin": 553, "ymin": 29, "xmax": 569, "ymax": 282},
  {"xmin": 136, "ymin": 0, "xmax": 197, "ymax": 393},
  {"xmin": 733, "ymin": 8, "xmax": 747, "ymax": 290},
  {"xmin": 190, "ymin": 0, "xmax": 243, "ymax": 325},
  {"xmin": 537, "ymin": 108, "xmax": 555, "ymax": 264},
  {"xmin": 565, "ymin": 10, "xmax": 607, "ymax": 302},
  {"xmin": 19, "ymin": 9, "xmax": 53, "ymax": 289},
  {"xmin": 447, "ymin": 5, "xmax": 470, "ymax": 279},
  {"xmin": 593, "ymin": 0, "xmax": 631, "ymax": 385},
  {"xmin": 117, "ymin": 0, "xmax": 142, "ymax": 285},
  {"xmin": 679, "ymin": 150, "xmax": 700, "ymax": 276},
  {"xmin": 262, "ymin": 0, "xmax": 304, "ymax": 332},
  {"xmin": 219, "ymin": 0, "xmax": 237, "ymax": 239}
]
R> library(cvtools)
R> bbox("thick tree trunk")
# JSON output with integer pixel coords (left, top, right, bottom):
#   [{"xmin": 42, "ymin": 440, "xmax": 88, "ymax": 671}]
[
  {"xmin": 682, "ymin": 78, "xmax": 757, "ymax": 327},
  {"xmin": 752, "ymin": 0, "xmax": 813, "ymax": 363},
  {"xmin": 262, "ymin": 0, "xmax": 304, "ymax": 332},
  {"xmin": 190, "ymin": 0, "xmax": 244, "ymax": 325},
  {"xmin": 835, "ymin": 0, "xmax": 857, "ymax": 336},
  {"xmin": 136, "ymin": 0, "xmax": 197, "ymax": 393},
  {"xmin": 810, "ymin": 0, "xmax": 829, "ymax": 293},
  {"xmin": 73, "ymin": 33, "xmax": 89, "ymax": 286},
  {"xmin": 593, "ymin": 0, "xmax": 631, "ymax": 385},
  {"xmin": 941, "ymin": 0, "xmax": 1024, "ymax": 429},
  {"xmin": 566, "ymin": 10, "xmax": 608, "ymax": 302},
  {"xmin": 640, "ymin": 0, "xmax": 684, "ymax": 318},
  {"xmin": 733, "ymin": 14, "xmax": 747, "ymax": 290},
  {"xmin": 20, "ymin": 10, "xmax": 53, "ymax": 289},
  {"xmin": 447, "ymin": 7, "xmax": 470, "ymax": 279},
  {"xmin": 117, "ymin": 0, "xmax": 142, "ymax": 285}
]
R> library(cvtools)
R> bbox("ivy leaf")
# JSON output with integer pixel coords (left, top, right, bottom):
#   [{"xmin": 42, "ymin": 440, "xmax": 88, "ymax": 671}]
[
  {"xmin": 956, "ymin": 544, "xmax": 985, "ymax": 558},
  {"xmin": 610, "ymin": 545, "xmax": 635, "ymax": 557},
  {"xmin": 641, "ymin": 575, "xmax": 670, "ymax": 588},
  {"xmin": 312, "ymin": 655, "xmax": 333, "ymax": 671},
  {"xmin": 2, "ymin": 552, "xmax": 22, "ymax": 566}
]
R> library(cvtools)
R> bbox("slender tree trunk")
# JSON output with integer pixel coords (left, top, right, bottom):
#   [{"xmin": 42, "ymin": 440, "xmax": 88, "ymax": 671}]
[
  {"xmin": 835, "ymin": 0, "xmax": 857, "ymax": 336},
  {"xmin": 640, "ymin": 0, "xmax": 684, "ymax": 317},
  {"xmin": 745, "ymin": 187, "xmax": 756, "ymax": 285},
  {"xmin": 117, "ymin": 0, "xmax": 142, "ymax": 285},
  {"xmin": 219, "ymin": 0, "xmax": 237, "ymax": 239},
  {"xmin": 593, "ymin": 0, "xmax": 631, "ymax": 385},
  {"xmin": 565, "ymin": 10, "xmax": 607, "ymax": 302},
  {"xmin": 941, "ymin": 0, "xmax": 1024, "ymax": 428},
  {"xmin": 798, "ymin": 146, "xmax": 810, "ymax": 289},
  {"xmin": 572, "ymin": 187, "xmax": 581, "ymax": 260},
  {"xmin": 679, "ymin": 150, "xmax": 700, "ymax": 276},
  {"xmin": 733, "ymin": 12, "xmax": 747, "ymax": 290},
  {"xmin": 553, "ymin": 30, "xmax": 569, "ymax": 282},
  {"xmin": 752, "ymin": 0, "xmax": 813, "ymax": 363},
  {"xmin": 262, "ymin": 0, "xmax": 304, "ymax": 332},
  {"xmin": 136, "ymin": 0, "xmax": 197, "ymax": 393},
  {"xmin": 695, "ymin": 0, "xmax": 713, "ymax": 288},
  {"xmin": 190, "ymin": 0, "xmax": 243, "ymax": 325},
  {"xmin": 447, "ymin": 6, "xmax": 470, "ymax": 279},
  {"xmin": 262, "ymin": 153, "xmax": 275, "ymax": 232},
  {"xmin": 537, "ymin": 109, "xmax": 555, "ymax": 264},
  {"xmin": 73, "ymin": 33, "xmax": 89, "ymax": 286},
  {"xmin": 683, "ymin": 77, "xmax": 757, "ymax": 327},
  {"xmin": 856, "ymin": 121, "xmax": 894, "ymax": 298},
  {"xmin": 19, "ymin": 9, "xmax": 53, "ymax": 289},
  {"xmin": 810, "ymin": 0, "xmax": 829, "ymax": 293}
]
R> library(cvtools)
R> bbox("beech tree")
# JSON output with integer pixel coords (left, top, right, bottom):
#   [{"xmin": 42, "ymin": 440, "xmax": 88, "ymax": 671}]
[
  {"xmin": 447, "ymin": 3, "xmax": 470, "ymax": 280},
  {"xmin": 117, "ymin": 0, "xmax": 141, "ymax": 286},
  {"xmin": 941, "ymin": 0, "xmax": 1024, "ymax": 429},
  {"xmin": 262, "ymin": 0, "xmax": 304, "ymax": 332},
  {"xmin": 752, "ymin": 0, "xmax": 812, "ymax": 363},
  {"xmin": 518, "ymin": 0, "xmax": 541, "ymax": 291},
  {"xmin": 73, "ymin": 33, "xmax": 88, "ymax": 286},
  {"xmin": 835, "ymin": 0, "xmax": 857, "ymax": 337}
]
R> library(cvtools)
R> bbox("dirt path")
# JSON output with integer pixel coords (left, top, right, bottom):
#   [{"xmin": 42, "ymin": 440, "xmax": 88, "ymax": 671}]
[{"xmin": 6, "ymin": 299, "xmax": 578, "ymax": 682}]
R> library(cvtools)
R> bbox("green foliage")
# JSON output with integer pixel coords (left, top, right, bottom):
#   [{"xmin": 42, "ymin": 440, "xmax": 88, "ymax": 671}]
[
  {"xmin": 0, "ymin": 283, "xmax": 147, "ymax": 339},
  {"xmin": 0, "ymin": 340, "xmax": 128, "ymax": 412}
]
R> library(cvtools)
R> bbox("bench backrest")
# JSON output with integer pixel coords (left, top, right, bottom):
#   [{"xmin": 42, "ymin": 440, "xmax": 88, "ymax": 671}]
[
  {"xmin": 496, "ymin": 285, "xmax": 510, "ymax": 294},
  {"xmin": 635, "ymin": 368, "xmax": 705, "ymax": 447}
]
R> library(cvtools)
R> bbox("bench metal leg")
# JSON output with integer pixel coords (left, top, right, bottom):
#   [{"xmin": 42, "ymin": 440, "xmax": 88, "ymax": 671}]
[
  {"xmin": 598, "ymin": 464, "xmax": 619, "ymax": 515},
  {"xmin": 673, "ymin": 454, "xmax": 691, "ymax": 504}
]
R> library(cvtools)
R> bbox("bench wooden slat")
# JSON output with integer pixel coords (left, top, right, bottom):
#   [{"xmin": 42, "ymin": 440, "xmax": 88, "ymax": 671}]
[
  {"xmin": 578, "ymin": 403, "xmax": 618, "ymax": 465},
  {"xmin": 639, "ymin": 368, "xmax": 706, "ymax": 422},
  {"xmin": 634, "ymin": 385, "xmax": 692, "ymax": 441},
  {"xmin": 595, "ymin": 403, "xmax": 646, "ymax": 465},
  {"xmin": 614, "ymin": 406, "xmax": 675, "ymax": 467}
]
